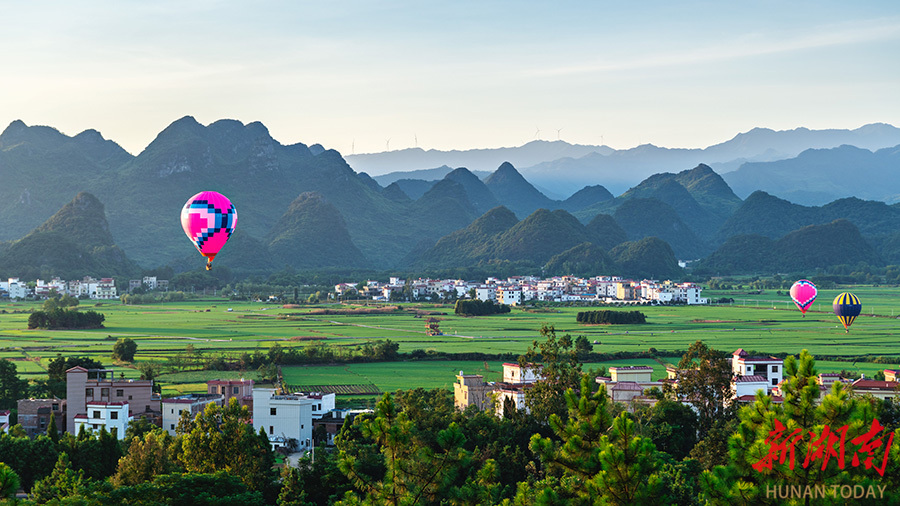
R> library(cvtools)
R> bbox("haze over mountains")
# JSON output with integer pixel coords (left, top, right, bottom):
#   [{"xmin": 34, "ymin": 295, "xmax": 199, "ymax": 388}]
[
  {"xmin": 348, "ymin": 123, "xmax": 900, "ymax": 198},
  {"xmin": 2, "ymin": 117, "xmax": 900, "ymax": 281}
]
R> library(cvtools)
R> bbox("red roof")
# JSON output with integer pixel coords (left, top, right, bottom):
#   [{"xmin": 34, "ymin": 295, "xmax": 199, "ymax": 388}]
[
  {"xmin": 851, "ymin": 379, "xmax": 899, "ymax": 391},
  {"xmin": 610, "ymin": 366, "xmax": 653, "ymax": 371}
]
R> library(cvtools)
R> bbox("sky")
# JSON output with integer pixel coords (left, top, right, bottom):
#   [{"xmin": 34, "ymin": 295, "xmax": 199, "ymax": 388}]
[{"xmin": 1, "ymin": 1, "xmax": 899, "ymax": 156}]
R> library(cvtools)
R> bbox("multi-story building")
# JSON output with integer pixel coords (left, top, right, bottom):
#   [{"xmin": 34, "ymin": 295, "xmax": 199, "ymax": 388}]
[
  {"xmin": 252, "ymin": 388, "xmax": 314, "ymax": 452},
  {"xmin": 17, "ymin": 398, "xmax": 66, "ymax": 437},
  {"xmin": 502, "ymin": 363, "xmax": 541, "ymax": 384},
  {"xmin": 454, "ymin": 373, "xmax": 494, "ymax": 411},
  {"xmin": 72, "ymin": 401, "xmax": 132, "ymax": 439},
  {"xmin": 595, "ymin": 366, "xmax": 662, "ymax": 406},
  {"xmin": 161, "ymin": 393, "xmax": 224, "ymax": 435},
  {"xmin": 0, "ymin": 410, "xmax": 9, "ymax": 432},
  {"xmin": 66, "ymin": 367, "xmax": 158, "ymax": 434},
  {"xmin": 95, "ymin": 278, "xmax": 117, "ymax": 299},
  {"xmin": 731, "ymin": 349, "xmax": 783, "ymax": 393},
  {"xmin": 207, "ymin": 379, "xmax": 254, "ymax": 410},
  {"xmin": 497, "ymin": 288, "xmax": 522, "ymax": 306}
]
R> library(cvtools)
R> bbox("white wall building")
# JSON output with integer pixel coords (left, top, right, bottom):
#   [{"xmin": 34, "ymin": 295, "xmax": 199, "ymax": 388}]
[
  {"xmin": 253, "ymin": 388, "xmax": 314, "ymax": 452},
  {"xmin": 72, "ymin": 401, "xmax": 132, "ymax": 439},
  {"xmin": 732, "ymin": 349, "xmax": 783, "ymax": 393},
  {"xmin": 502, "ymin": 363, "xmax": 542, "ymax": 384}
]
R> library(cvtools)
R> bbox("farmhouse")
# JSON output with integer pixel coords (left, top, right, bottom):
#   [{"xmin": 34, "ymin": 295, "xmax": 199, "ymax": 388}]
[{"xmin": 72, "ymin": 401, "xmax": 132, "ymax": 439}]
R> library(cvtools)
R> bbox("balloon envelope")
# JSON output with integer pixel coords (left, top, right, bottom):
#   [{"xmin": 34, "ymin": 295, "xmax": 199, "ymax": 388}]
[
  {"xmin": 789, "ymin": 279, "xmax": 817, "ymax": 314},
  {"xmin": 832, "ymin": 292, "xmax": 861, "ymax": 330},
  {"xmin": 181, "ymin": 191, "xmax": 236, "ymax": 269}
]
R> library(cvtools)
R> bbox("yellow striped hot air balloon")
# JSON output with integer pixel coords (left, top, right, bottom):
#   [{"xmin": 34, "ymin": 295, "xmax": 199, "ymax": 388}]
[{"xmin": 832, "ymin": 292, "xmax": 861, "ymax": 332}]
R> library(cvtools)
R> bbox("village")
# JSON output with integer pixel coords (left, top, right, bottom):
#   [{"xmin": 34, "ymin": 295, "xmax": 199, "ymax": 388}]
[
  {"xmin": 335, "ymin": 275, "xmax": 709, "ymax": 305},
  {"xmin": 5, "ymin": 351, "xmax": 898, "ymax": 462}
]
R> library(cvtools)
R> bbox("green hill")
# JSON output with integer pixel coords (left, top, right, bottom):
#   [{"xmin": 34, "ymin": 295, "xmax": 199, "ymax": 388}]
[
  {"xmin": 610, "ymin": 237, "xmax": 683, "ymax": 280},
  {"xmin": 560, "ymin": 185, "xmax": 614, "ymax": 213},
  {"xmin": 483, "ymin": 162, "xmax": 556, "ymax": 218},
  {"xmin": 266, "ymin": 192, "xmax": 369, "ymax": 269},
  {"xmin": 697, "ymin": 219, "xmax": 881, "ymax": 274},
  {"xmin": 0, "ymin": 193, "xmax": 139, "ymax": 280},
  {"xmin": 444, "ymin": 167, "xmax": 499, "ymax": 215},
  {"xmin": 584, "ymin": 214, "xmax": 628, "ymax": 251},
  {"xmin": 613, "ymin": 198, "xmax": 710, "ymax": 259},
  {"xmin": 544, "ymin": 242, "xmax": 617, "ymax": 278},
  {"xmin": 410, "ymin": 206, "xmax": 519, "ymax": 269}
]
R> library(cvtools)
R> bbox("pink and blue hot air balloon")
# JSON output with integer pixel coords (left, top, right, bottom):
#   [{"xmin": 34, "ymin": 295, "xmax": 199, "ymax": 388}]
[
  {"xmin": 789, "ymin": 279, "xmax": 817, "ymax": 316},
  {"xmin": 181, "ymin": 191, "xmax": 237, "ymax": 270}
]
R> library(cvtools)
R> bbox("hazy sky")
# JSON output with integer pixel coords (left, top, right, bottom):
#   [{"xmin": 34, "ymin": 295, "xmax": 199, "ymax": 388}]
[{"xmin": 2, "ymin": 1, "xmax": 898, "ymax": 155}]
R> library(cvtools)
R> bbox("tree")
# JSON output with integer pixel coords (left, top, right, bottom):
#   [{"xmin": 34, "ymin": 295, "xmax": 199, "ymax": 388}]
[
  {"xmin": 0, "ymin": 359, "xmax": 25, "ymax": 410},
  {"xmin": 113, "ymin": 429, "xmax": 178, "ymax": 486},
  {"xmin": 699, "ymin": 350, "xmax": 900, "ymax": 504},
  {"xmin": 336, "ymin": 393, "xmax": 489, "ymax": 505},
  {"xmin": 527, "ymin": 376, "xmax": 662, "ymax": 505},
  {"xmin": 177, "ymin": 398, "xmax": 276, "ymax": 493},
  {"xmin": 0, "ymin": 462, "xmax": 20, "ymax": 502},
  {"xmin": 520, "ymin": 325, "xmax": 583, "ymax": 422},
  {"xmin": 29, "ymin": 452, "xmax": 91, "ymax": 504},
  {"xmin": 574, "ymin": 335, "xmax": 593, "ymax": 359},
  {"xmin": 112, "ymin": 337, "xmax": 138, "ymax": 362},
  {"xmin": 674, "ymin": 341, "xmax": 735, "ymax": 438}
]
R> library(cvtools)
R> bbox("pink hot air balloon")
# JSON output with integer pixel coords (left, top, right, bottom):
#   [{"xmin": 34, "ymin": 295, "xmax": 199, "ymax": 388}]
[
  {"xmin": 181, "ymin": 191, "xmax": 237, "ymax": 270},
  {"xmin": 789, "ymin": 279, "xmax": 817, "ymax": 316}
]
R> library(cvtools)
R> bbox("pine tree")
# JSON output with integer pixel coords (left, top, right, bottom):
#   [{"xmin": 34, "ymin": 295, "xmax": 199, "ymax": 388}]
[
  {"xmin": 699, "ymin": 350, "xmax": 900, "ymax": 504},
  {"xmin": 526, "ymin": 375, "xmax": 661, "ymax": 505}
]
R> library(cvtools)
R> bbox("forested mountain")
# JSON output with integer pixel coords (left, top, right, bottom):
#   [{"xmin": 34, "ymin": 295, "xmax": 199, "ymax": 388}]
[
  {"xmin": 698, "ymin": 220, "xmax": 881, "ymax": 275},
  {"xmin": 483, "ymin": 162, "xmax": 558, "ymax": 218},
  {"xmin": 266, "ymin": 192, "xmax": 369, "ymax": 269},
  {"xmin": 0, "ymin": 192, "xmax": 139, "ymax": 280},
  {"xmin": 3, "ymin": 117, "xmax": 900, "ymax": 279}
]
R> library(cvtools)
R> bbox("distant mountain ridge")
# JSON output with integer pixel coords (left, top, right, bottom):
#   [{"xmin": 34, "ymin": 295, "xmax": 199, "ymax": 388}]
[
  {"xmin": 4, "ymin": 117, "xmax": 900, "ymax": 279},
  {"xmin": 348, "ymin": 124, "xmax": 900, "ymax": 197}
]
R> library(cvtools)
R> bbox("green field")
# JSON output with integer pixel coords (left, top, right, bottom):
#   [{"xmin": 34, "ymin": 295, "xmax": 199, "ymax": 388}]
[{"xmin": 3, "ymin": 287, "xmax": 899, "ymax": 397}]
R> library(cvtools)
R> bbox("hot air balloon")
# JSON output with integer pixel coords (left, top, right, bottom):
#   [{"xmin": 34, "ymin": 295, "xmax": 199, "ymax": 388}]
[
  {"xmin": 789, "ymin": 279, "xmax": 817, "ymax": 316},
  {"xmin": 833, "ymin": 292, "xmax": 861, "ymax": 332},
  {"xmin": 181, "ymin": 191, "xmax": 236, "ymax": 270}
]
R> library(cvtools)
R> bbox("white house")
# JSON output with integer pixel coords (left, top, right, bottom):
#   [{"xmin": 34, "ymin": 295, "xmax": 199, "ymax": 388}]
[
  {"xmin": 253, "ymin": 388, "xmax": 314, "ymax": 452},
  {"xmin": 72, "ymin": 401, "xmax": 132, "ymax": 439},
  {"xmin": 475, "ymin": 286, "xmax": 496, "ymax": 302},
  {"xmin": 306, "ymin": 392, "xmax": 336, "ymax": 420},
  {"xmin": 502, "ymin": 363, "xmax": 542, "ymax": 384},
  {"xmin": 732, "ymin": 349, "xmax": 783, "ymax": 392},
  {"xmin": 497, "ymin": 288, "xmax": 522, "ymax": 306}
]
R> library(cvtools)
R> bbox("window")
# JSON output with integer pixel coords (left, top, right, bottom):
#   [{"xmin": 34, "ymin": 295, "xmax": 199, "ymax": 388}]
[
  {"xmin": 101, "ymin": 388, "xmax": 109, "ymax": 397},
  {"xmin": 301, "ymin": 424, "xmax": 304, "ymax": 429},
  {"xmin": 171, "ymin": 409, "xmax": 175, "ymax": 414},
  {"xmin": 117, "ymin": 389, "xmax": 124, "ymax": 397},
  {"xmin": 269, "ymin": 426, "xmax": 273, "ymax": 435},
  {"xmin": 772, "ymin": 366, "xmax": 779, "ymax": 373},
  {"xmin": 170, "ymin": 424, "xmax": 175, "ymax": 430},
  {"xmin": 772, "ymin": 378, "xmax": 778, "ymax": 386},
  {"xmin": 233, "ymin": 387, "xmax": 239, "ymax": 394},
  {"xmin": 128, "ymin": 395, "xmax": 132, "ymax": 400},
  {"xmin": 111, "ymin": 412, "xmax": 118, "ymax": 420},
  {"xmin": 270, "ymin": 408, "xmax": 277, "ymax": 416},
  {"xmin": 52, "ymin": 403, "xmax": 59, "ymax": 411},
  {"xmin": 86, "ymin": 388, "xmax": 94, "ymax": 397},
  {"xmin": 93, "ymin": 410, "xmax": 101, "ymax": 419}
]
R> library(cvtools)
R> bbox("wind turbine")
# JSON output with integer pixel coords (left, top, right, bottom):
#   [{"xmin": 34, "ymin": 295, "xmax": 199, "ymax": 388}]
[
  {"xmin": 386, "ymin": 138, "xmax": 391, "ymax": 151},
  {"xmin": 533, "ymin": 127, "xmax": 541, "ymax": 140},
  {"xmin": 556, "ymin": 127, "xmax": 564, "ymax": 140}
]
